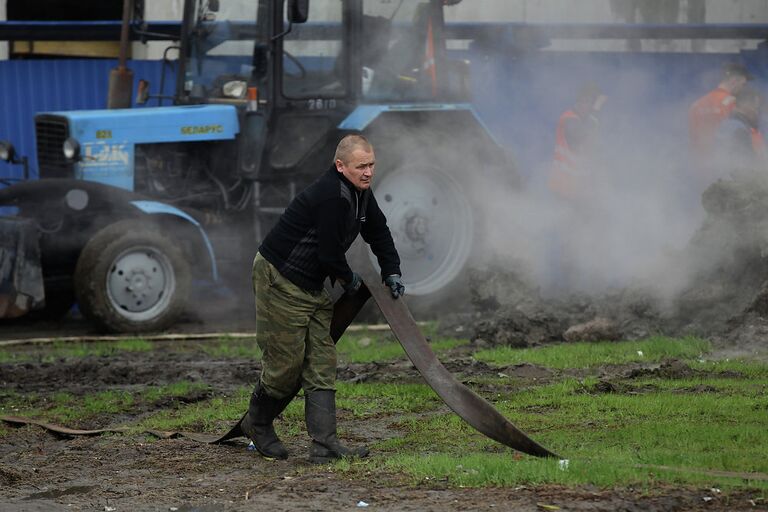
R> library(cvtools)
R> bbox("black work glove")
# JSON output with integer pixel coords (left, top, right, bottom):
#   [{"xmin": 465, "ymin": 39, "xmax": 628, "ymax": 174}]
[
  {"xmin": 384, "ymin": 274, "xmax": 405, "ymax": 299},
  {"xmin": 342, "ymin": 272, "xmax": 362, "ymax": 295}
]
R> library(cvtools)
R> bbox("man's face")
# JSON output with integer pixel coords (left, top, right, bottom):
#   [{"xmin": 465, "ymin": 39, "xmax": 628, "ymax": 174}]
[
  {"xmin": 729, "ymin": 76, "xmax": 748, "ymax": 94},
  {"xmin": 336, "ymin": 147, "xmax": 375, "ymax": 191},
  {"xmin": 575, "ymin": 94, "xmax": 607, "ymax": 118}
]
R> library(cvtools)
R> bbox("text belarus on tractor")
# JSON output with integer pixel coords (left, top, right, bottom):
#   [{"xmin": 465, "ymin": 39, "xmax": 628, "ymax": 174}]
[{"xmin": 0, "ymin": 0, "xmax": 510, "ymax": 333}]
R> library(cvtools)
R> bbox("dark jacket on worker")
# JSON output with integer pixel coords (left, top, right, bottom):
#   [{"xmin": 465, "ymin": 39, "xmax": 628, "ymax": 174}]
[{"xmin": 259, "ymin": 165, "xmax": 401, "ymax": 291}]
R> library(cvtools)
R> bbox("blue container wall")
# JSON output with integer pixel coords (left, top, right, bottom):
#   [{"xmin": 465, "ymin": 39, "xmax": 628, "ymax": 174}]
[
  {"xmin": 1, "ymin": 45, "xmax": 767, "ymax": 185},
  {"xmin": 0, "ymin": 59, "xmax": 176, "ymax": 181},
  {"xmin": 464, "ymin": 43, "xmax": 768, "ymax": 182}
]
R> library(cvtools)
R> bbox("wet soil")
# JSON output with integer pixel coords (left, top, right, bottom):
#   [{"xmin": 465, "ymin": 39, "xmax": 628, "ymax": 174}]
[
  {"xmin": 2, "ymin": 424, "xmax": 761, "ymax": 512},
  {"xmin": 3, "ymin": 177, "xmax": 768, "ymax": 510},
  {"xmin": 1, "ymin": 341, "xmax": 766, "ymax": 512},
  {"xmin": 1, "ymin": 428, "xmax": 762, "ymax": 512},
  {"xmin": 462, "ymin": 177, "xmax": 768, "ymax": 357}
]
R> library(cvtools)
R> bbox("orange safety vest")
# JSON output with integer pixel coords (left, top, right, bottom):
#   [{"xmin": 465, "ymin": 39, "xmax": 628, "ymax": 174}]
[
  {"xmin": 751, "ymin": 127, "xmax": 768, "ymax": 166},
  {"xmin": 689, "ymin": 87, "xmax": 736, "ymax": 158},
  {"xmin": 549, "ymin": 110, "xmax": 587, "ymax": 199},
  {"xmin": 423, "ymin": 16, "xmax": 437, "ymax": 98}
]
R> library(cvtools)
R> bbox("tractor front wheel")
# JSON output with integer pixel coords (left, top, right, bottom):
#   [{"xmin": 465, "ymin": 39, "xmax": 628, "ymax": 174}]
[{"xmin": 74, "ymin": 220, "xmax": 191, "ymax": 333}]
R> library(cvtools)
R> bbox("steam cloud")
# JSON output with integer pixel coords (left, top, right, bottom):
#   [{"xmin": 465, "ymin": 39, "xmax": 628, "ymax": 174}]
[{"xmin": 475, "ymin": 58, "xmax": 735, "ymax": 303}]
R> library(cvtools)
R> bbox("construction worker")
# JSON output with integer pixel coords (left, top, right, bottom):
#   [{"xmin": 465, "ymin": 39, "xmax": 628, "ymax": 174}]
[
  {"xmin": 548, "ymin": 83, "xmax": 607, "ymax": 201},
  {"xmin": 238, "ymin": 134, "xmax": 404, "ymax": 463},
  {"xmin": 715, "ymin": 86, "xmax": 767, "ymax": 173},
  {"xmin": 542, "ymin": 84, "xmax": 606, "ymax": 296},
  {"xmin": 689, "ymin": 62, "xmax": 753, "ymax": 162}
]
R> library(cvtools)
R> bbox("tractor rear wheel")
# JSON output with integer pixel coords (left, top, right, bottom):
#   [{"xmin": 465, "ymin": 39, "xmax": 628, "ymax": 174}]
[
  {"xmin": 369, "ymin": 162, "xmax": 474, "ymax": 297},
  {"xmin": 74, "ymin": 220, "xmax": 191, "ymax": 333}
]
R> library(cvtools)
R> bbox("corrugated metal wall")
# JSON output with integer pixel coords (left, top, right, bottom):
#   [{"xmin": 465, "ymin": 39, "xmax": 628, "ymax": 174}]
[{"xmin": 0, "ymin": 59, "xmax": 176, "ymax": 180}]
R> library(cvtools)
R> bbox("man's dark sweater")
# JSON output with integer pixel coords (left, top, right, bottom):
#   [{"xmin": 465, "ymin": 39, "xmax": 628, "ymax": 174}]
[{"xmin": 259, "ymin": 166, "xmax": 401, "ymax": 291}]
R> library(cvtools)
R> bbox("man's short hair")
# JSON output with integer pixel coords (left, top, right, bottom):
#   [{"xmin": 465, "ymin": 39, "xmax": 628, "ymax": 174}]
[
  {"xmin": 576, "ymin": 82, "xmax": 603, "ymax": 106},
  {"xmin": 723, "ymin": 62, "xmax": 754, "ymax": 81},
  {"xmin": 334, "ymin": 134, "xmax": 373, "ymax": 164}
]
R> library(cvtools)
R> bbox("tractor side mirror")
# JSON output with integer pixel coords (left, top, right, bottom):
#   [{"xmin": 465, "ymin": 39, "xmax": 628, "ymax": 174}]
[
  {"xmin": 288, "ymin": 0, "xmax": 309, "ymax": 24},
  {"xmin": 136, "ymin": 79, "xmax": 150, "ymax": 105},
  {"xmin": 208, "ymin": 0, "xmax": 220, "ymax": 13}
]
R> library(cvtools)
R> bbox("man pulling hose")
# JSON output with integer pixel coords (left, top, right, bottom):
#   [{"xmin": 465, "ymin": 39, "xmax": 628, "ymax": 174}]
[{"xmin": 239, "ymin": 134, "xmax": 403, "ymax": 463}]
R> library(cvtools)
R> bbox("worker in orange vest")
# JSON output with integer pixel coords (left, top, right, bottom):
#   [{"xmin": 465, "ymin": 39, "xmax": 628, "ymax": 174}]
[
  {"xmin": 543, "ymin": 84, "xmax": 606, "ymax": 296},
  {"xmin": 689, "ymin": 62, "xmax": 753, "ymax": 162},
  {"xmin": 715, "ymin": 86, "xmax": 767, "ymax": 173},
  {"xmin": 549, "ymin": 83, "xmax": 607, "ymax": 200}
]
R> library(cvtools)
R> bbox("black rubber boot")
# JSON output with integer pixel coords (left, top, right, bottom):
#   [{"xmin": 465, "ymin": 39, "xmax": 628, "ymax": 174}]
[
  {"xmin": 305, "ymin": 390, "xmax": 369, "ymax": 464},
  {"xmin": 240, "ymin": 383, "xmax": 293, "ymax": 460}
]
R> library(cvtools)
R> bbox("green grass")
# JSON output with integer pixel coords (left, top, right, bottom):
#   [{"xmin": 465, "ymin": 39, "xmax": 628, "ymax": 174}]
[
  {"xmin": 141, "ymin": 382, "xmax": 211, "ymax": 403},
  {"xmin": 474, "ymin": 336, "xmax": 712, "ymax": 369},
  {"xmin": 3, "ymin": 333, "xmax": 767, "ymax": 495},
  {"xmin": 0, "ymin": 390, "xmax": 41, "ymax": 416},
  {"xmin": 382, "ymin": 453, "xmax": 768, "ymax": 490},
  {"xmin": 133, "ymin": 387, "xmax": 309, "ymax": 436},
  {"xmin": 337, "ymin": 382, "xmax": 443, "ymax": 416},
  {"xmin": 0, "ymin": 338, "xmax": 154, "ymax": 363},
  {"xmin": 51, "ymin": 338, "xmax": 154, "ymax": 359},
  {"xmin": 0, "ymin": 382, "xmax": 214, "ymax": 428},
  {"xmin": 337, "ymin": 331, "xmax": 466, "ymax": 364},
  {"xmin": 198, "ymin": 338, "xmax": 262, "ymax": 359},
  {"xmin": 690, "ymin": 358, "xmax": 768, "ymax": 378},
  {"xmin": 374, "ymin": 370, "xmax": 768, "ymax": 490},
  {"xmin": 134, "ymin": 390, "xmax": 250, "ymax": 433},
  {"xmin": 39, "ymin": 389, "xmax": 135, "ymax": 424},
  {"xmin": 133, "ymin": 381, "xmax": 446, "ymax": 434},
  {"xmin": 0, "ymin": 349, "xmax": 22, "ymax": 363}
]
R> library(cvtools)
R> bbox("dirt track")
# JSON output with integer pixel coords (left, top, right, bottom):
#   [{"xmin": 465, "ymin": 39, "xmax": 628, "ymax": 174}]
[{"xmin": 1, "ymin": 335, "xmax": 766, "ymax": 512}]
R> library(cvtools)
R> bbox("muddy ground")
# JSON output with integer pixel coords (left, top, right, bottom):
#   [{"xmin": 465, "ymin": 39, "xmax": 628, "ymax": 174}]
[
  {"xmin": 1, "ymin": 339, "xmax": 766, "ymax": 512},
  {"xmin": 460, "ymin": 177, "xmax": 768, "ymax": 355},
  {"xmin": 2, "ymin": 177, "xmax": 768, "ymax": 510}
]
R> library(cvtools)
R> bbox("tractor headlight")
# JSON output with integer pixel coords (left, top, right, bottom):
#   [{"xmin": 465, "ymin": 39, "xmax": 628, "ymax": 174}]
[
  {"xmin": 222, "ymin": 80, "xmax": 247, "ymax": 99},
  {"xmin": 0, "ymin": 140, "xmax": 15, "ymax": 162},
  {"xmin": 63, "ymin": 138, "xmax": 81, "ymax": 161}
]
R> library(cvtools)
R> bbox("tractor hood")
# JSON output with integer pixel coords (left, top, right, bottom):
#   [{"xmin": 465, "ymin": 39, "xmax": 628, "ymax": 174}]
[
  {"xmin": 56, "ymin": 104, "xmax": 240, "ymax": 144},
  {"xmin": 37, "ymin": 105, "xmax": 239, "ymax": 191}
]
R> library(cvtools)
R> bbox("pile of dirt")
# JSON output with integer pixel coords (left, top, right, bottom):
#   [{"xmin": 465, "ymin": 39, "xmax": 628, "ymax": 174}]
[{"xmin": 467, "ymin": 175, "xmax": 768, "ymax": 349}]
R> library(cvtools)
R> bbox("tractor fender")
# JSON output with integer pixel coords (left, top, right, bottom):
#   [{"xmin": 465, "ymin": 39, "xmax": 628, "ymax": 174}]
[
  {"xmin": 339, "ymin": 103, "xmax": 505, "ymax": 150},
  {"xmin": 339, "ymin": 103, "xmax": 515, "ymax": 182},
  {"xmin": 130, "ymin": 200, "xmax": 219, "ymax": 282},
  {"xmin": 1, "ymin": 181, "xmax": 218, "ymax": 306},
  {"xmin": 0, "ymin": 178, "xmax": 142, "ymax": 208}
]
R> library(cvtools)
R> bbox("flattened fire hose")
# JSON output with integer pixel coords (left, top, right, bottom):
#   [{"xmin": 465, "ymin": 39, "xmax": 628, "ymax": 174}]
[
  {"xmin": 189, "ymin": 281, "xmax": 558, "ymax": 457},
  {"xmin": 360, "ymin": 282, "xmax": 560, "ymax": 459},
  {"xmin": 1, "ymin": 281, "xmax": 560, "ymax": 458}
]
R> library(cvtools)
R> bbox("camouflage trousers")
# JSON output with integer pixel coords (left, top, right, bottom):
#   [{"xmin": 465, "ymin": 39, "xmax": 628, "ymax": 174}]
[{"xmin": 252, "ymin": 252, "xmax": 336, "ymax": 399}]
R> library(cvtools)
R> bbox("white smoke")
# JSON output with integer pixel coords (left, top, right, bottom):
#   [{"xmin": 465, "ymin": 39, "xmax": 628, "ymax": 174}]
[{"xmin": 476, "ymin": 60, "xmax": 717, "ymax": 303}]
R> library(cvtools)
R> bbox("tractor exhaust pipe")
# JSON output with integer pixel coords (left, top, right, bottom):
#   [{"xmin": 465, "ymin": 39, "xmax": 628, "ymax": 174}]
[{"xmin": 107, "ymin": 0, "xmax": 134, "ymax": 109}]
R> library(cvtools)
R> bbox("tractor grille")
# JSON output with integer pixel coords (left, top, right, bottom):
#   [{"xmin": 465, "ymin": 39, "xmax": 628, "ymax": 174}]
[{"xmin": 35, "ymin": 115, "xmax": 73, "ymax": 179}]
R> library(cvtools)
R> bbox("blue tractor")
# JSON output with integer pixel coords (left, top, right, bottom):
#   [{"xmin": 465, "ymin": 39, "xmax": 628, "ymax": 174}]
[{"xmin": 0, "ymin": 0, "xmax": 510, "ymax": 332}]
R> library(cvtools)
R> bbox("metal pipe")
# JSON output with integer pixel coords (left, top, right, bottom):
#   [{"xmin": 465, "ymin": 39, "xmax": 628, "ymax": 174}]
[
  {"xmin": 117, "ymin": 0, "xmax": 132, "ymax": 70},
  {"xmin": 107, "ymin": 0, "xmax": 135, "ymax": 109}
]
